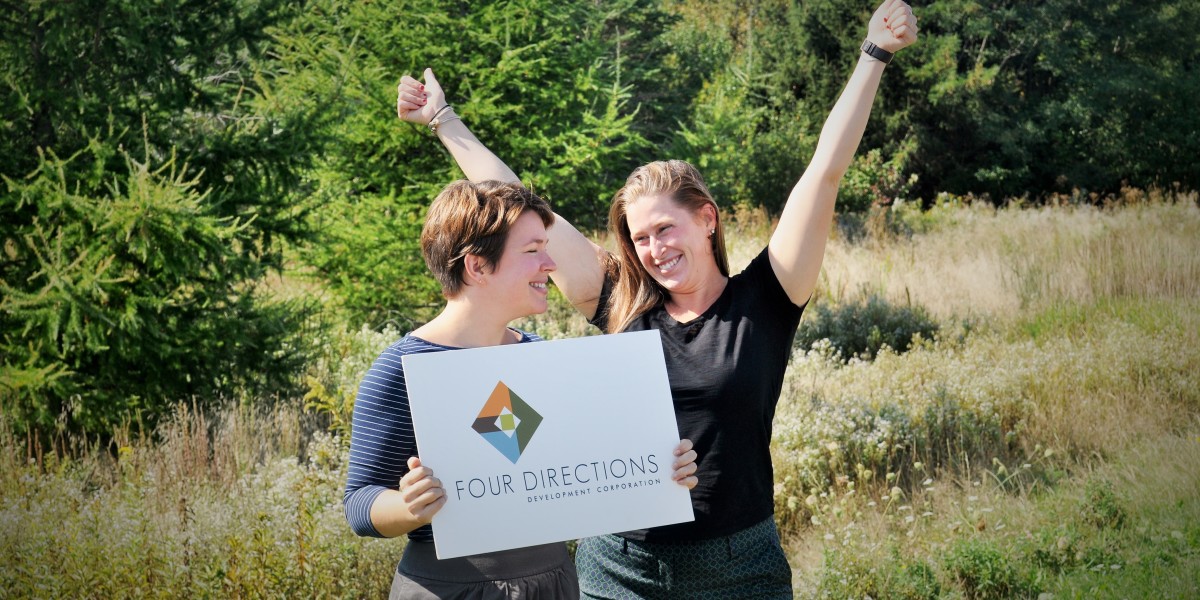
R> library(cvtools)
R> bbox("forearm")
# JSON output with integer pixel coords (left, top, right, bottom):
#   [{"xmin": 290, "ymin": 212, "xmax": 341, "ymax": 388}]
[
  {"xmin": 367, "ymin": 489, "xmax": 429, "ymax": 538},
  {"xmin": 434, "ymin": 110, "xmax": 520, "ymax": 183},
  {"xmin": 767, "ymin": 0, "xmax": 916, "ymax": 304},
  {"xmin": 769, "ymin": 54, "xmax": 887, "ymax": 305},
  {"xmin": 808, "ymin": 54, "xmax": 887, "ymax": 181}
]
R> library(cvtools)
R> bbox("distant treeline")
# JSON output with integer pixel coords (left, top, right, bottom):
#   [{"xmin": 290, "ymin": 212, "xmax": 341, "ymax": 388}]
[{"xmin": 2, "ymin": 0, "xmax": 1197, "ymax": 435}]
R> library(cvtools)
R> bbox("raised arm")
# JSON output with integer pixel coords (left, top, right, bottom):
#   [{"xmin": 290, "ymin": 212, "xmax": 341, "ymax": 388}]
[
  {"xmin": 767, "ymin": 0, "xmax": 918, "ymax": 306},
  {"xmin": 398, "ymin": 69, "xmax": 608, "ymax": 318},
  {"xmin": 398, "ymin": 68, "xmax": 518, "ymax": 182}
]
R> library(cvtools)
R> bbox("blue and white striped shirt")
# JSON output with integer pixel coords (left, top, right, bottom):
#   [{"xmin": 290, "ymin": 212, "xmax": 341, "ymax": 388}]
[{"xmin": 343, "ymin": 330, "xmax": 541, "ymax": 541}]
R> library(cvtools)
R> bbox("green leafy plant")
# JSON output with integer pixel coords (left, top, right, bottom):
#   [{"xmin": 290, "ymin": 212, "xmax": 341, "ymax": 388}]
[
  {"xmin": 275, "ymin": 0, "xmax": 669, "ymax": 326},
  {"xmin": 1, "ymin": 0, "xmax": 322, "ymax": 436},
  {"xmin": 944, "ymin": 538, "xmax": 1041, "ymax": 600},
  {"xmin": 1081, "ymin": 478, "xmax": 1128, "ymax": 530},
  {"xmin": 818, "ymin": 547, "xmax": 942, "ymax": 600},
  {"xmin": 795, "ymin": 293, "xmax": 939, "ymax": 361},
  {"xmin": 303, "ymin": 323, "xmax": 400, "ymax": 443}
]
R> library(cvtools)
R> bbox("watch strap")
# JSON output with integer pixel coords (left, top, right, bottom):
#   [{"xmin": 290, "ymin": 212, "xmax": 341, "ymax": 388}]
[{"xmin": 861, "ymin": 39, "xmax": 894, "ymax": 64}]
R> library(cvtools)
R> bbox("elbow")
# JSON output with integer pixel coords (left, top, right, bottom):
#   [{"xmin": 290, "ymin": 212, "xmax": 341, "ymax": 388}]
[
  {"xmin": 804, "ymin": 159, "xmax": 846, "ymax": 188},
  {"xmin": 345, "ymin": 507, "xmax": 385, "ymax": 538},
  {"xmin": 818, "ymin": 165, "xmax": 847, "ymax": 187},
  {"xmin": 344, "ymin": 487, "xmax": 387, "ymax": 538}
]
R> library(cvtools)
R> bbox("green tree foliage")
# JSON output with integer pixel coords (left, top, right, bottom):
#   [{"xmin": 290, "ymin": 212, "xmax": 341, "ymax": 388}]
[
  {"xmin": 275, "ymin": 0, "xmax": 673, "ymax": 325},
  {"xmin": 665, "ymin": 0, "xmax": 907, "ymax": 210},
  {"xmin": 674, "ymin": 63, "xmax": 819, "ymax": 212},
  {"xmin": 1013, "ymin": 1, "xmax": 1200, "ymax": 195},
  {"xmin": 668, "ymin": 0, "xmax": 1200, "ymax": 202},
  {"xmin": 1, "ymin": 1, "xmax": 321, "ymax": 434},
  {"xmin": 278, "ymin": 0, "xmax": 1200, "ymax": 324},
  {"xmin": 1, "ymin": 146, "xmax": 311, "ymax": 433},
  {"xmin": 3, "ymin": 0, "xmax": 1196, "ymax": 435}
]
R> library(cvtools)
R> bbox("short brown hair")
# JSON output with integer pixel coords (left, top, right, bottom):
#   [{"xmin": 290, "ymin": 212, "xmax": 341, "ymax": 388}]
[{"xmin": 421, "ymin": 180, "xmax": 555, "ymax": 298}]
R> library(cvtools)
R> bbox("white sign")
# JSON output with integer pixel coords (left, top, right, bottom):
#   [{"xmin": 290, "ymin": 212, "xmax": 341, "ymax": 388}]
[{"xmin": 402, "ymin": 330, "xmax": 694, "ymax": 559}]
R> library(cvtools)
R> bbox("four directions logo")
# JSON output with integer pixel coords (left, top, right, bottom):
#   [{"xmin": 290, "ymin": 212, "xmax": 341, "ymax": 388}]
[{"xmin": 471, "ymin": 381, "xmax": 543, "ymax": 464}]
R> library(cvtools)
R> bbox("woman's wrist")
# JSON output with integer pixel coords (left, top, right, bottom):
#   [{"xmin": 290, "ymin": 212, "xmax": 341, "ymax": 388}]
[
  {"xmin": 857, "ymin": 51, "xmax": 889, "ymax": 68},
  {"xmin": 429, "ymin": 106, "xmax": 460, "ymax": 135},
  {"xmin": 860, "ymin": 39, "xmax": 894, "ymax": 64}
]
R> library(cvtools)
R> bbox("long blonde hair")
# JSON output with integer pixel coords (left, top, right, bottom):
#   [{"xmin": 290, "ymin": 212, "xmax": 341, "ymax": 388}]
[{"xmin": 604, "ymin": 160, "xmax": 729, "ymax": 333}]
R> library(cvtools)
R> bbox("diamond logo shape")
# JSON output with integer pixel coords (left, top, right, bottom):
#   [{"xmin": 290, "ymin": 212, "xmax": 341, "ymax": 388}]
[{"xmin": 471, "ymin": 381, "xmax": 542, "ymax": 464}]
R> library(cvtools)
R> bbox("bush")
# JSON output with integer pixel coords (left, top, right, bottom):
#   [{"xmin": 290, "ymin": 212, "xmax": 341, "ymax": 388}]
[
  {"xmin": 303, "ymin": 323, "xmax": 402, "ymax": 442},
  {"xmin": 796, "ymin": 293, "xmax": 939, "ymax": 361},
  {"xmin": 1028, "ymin": 525, "xmax": 1082, "ymax": 573},
  {"xmin": 818, "ymin": 548, "xmax": 941, "ymax": 600},
  {"xmin": 1, "ymin": 0, "xmax": 323, "ymax": 436},
  {"xmin": 1080, "ymin": 478, "xmax": 1128, "ymax": 530},
  {"xmin": 944, "ymin": 538, "xmax": 1041, "ymax": 600}
]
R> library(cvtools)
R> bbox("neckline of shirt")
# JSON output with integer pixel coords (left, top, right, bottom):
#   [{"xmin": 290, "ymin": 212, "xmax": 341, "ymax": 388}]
[
  {"xmin": 403, "ymin": 328, "xmax": 530, "ymax": 350},
  {"xmin": 658, "ymin": 277, "xmax": 734, "ymax": 328}
]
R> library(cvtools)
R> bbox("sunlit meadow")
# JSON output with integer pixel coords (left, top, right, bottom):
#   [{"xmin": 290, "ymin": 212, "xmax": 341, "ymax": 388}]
[{"xmin": 2, "ymin": 194, "xmax": 1198, "ymax": 598}]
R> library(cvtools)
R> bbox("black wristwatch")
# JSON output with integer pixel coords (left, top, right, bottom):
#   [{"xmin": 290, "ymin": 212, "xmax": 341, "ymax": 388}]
[{"xmin": 861, "ymin": 39, "xmax": 894, "ymax": 64}]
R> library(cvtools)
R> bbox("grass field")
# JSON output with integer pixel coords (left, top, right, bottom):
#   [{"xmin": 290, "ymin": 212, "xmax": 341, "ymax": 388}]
[{"xmin": 2, "ymin": 196, "xmax": 1198, "ymax": 598}]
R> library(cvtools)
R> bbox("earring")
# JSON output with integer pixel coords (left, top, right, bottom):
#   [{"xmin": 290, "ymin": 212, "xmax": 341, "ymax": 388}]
[{"xmin": 709, "ymin": 228, "xmax": 715, "ymax": 236}]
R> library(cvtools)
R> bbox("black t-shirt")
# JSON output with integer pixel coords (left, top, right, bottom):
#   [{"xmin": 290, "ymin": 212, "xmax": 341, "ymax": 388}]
[{"xmin": 590, "ymin": 247, "xmax": 805, "ymax": 542}]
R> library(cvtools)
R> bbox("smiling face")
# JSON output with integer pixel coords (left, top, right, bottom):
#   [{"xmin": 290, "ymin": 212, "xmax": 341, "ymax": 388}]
[
  {"xmin": 624, "ymin": 193, "xmax": 718, "ymax": 294},
  {"xmin": 483, "ymin": 210, "xmax": 556, "ymax": 320},
  {"xmin": 421, "ymin": 180, "xmax": 555, "ymax": 303}
]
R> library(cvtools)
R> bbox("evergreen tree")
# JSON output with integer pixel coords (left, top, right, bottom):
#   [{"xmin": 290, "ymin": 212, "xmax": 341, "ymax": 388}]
[
  {"xmin": 0, "ymin": 0, "xmax": 322, "ymax": 434},
  {"xmin": 663, "ymin": 0, "xmax": 1200, "ymax": 203},
  {"xmin": 277, "ymin": 0, "xmax": 672, "ymax": 326}
]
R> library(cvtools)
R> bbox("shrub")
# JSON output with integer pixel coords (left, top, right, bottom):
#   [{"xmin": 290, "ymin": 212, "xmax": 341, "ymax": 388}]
[
  {"xmin": 839, "ymin": 146, "xmax": 919, "ymax": 215},
  {"xmin": 303, "ymin": 323, "xmax": 402, "ymax": 442},
  {"xmin": 1080, "ymin": 478, "xmax": 1127, "ymax": 530},
  {"xmin": 796, "ymin": 293, "xmax": 939, "ymax": 361},
  {"xmin": 1, "ymin": 0, "xmax": 322, "ymax": 436},
  {"xmin": 944, "ymin": 538, "xmax": 1041, "ymax": 600},
  {"xmin": 1028, "ymin": 525, "xmax": 1082, "ymax": 573},
  {"xmin": 818, "ymin": 548, "xmax": 941, "ymax": 600}
]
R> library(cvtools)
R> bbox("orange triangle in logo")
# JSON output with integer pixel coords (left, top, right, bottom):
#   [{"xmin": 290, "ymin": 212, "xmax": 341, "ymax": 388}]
[{"xmin": 479, "ymin": 381, "xmax": 514, "ymax": 417}]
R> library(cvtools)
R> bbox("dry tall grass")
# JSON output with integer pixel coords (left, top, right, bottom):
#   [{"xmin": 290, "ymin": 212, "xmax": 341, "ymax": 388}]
[
  {"xmin": 0, "ymin": 404, "xmax": 399, "ymax": 597},
  {"xmin": 2, "ymin": 196, "xmax": 1197, "ymax": 597},
  {"xmin": 820, "ymin": 197, "xmax": 1200, "ymax": 320},
  {"xmin": 767, "ymin": 195, "xmax": 1200, "ymax": 597},
  {"xmin": 571, "ymin": 194, "xmax": 1200, "ymax": 322}
]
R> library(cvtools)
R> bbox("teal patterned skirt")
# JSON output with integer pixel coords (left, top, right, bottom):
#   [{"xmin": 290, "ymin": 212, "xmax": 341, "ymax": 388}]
[{"xmin": 576, "ymin": 516, "xmax": 792, "ymax": 599}]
